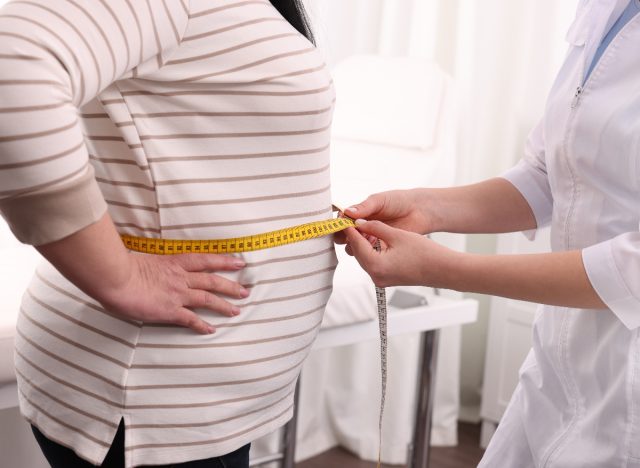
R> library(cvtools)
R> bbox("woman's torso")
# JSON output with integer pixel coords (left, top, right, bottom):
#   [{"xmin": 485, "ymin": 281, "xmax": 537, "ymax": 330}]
[{"xmin": 15, "ymin": 1, "xmax": 336, "ymax": 467}]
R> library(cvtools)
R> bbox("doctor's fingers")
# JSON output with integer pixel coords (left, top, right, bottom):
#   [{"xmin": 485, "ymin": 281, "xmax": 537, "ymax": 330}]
[
  {"xmin": 335, "ymin": 229, "xmax": 377, "ymax": 247},
  {"xmin": 344, "ymin": 227, "xmax": 378, "ymax": 265},
  {"xmin": 345, "ymin": 227, "xmax": 400, "ymax": 287},
  {"xmin": 345, "ymin": 222, "xmax": 396, "ymax": 262},
  {"xmin": 354, "ymin": 219, "xmax": 401, "ymax": 243},
  {"xmin": 344, "ymin": 221, "xmax": 396, "ymax": 255},
  {"xmin": 334, "ymin": 230, "xmax": 347, "ymax": 245},
  {"xmin": 344, "ymin": 193, "xmax": 388, "ymax": 219}
]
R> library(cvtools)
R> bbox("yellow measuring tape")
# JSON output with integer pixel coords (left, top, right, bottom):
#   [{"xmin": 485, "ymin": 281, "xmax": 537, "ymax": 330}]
[
  {"xmin": 120, "ymin": 208, "xmax": 388, "ymax": 467},
  {"xmin": 121, "ymin": 217, "xmax": 356, "ymax": 255}
]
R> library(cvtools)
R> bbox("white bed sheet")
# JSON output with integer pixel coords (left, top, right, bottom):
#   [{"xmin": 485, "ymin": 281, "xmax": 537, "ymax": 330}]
[{"xmin": 321, "ymin": 248, "xmax": 378, "ymax": 329}]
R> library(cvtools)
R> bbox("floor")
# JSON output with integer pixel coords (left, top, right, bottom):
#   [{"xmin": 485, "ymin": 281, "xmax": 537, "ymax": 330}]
[{"xmin": 297, "ymin": 423, "xmax": 485, "ymax": 468}]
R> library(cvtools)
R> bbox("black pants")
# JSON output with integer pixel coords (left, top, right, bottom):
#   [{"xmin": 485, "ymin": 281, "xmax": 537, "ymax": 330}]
[{"xmin": 32, "ymin": 421, "xmax": 251, "ymax": 468}]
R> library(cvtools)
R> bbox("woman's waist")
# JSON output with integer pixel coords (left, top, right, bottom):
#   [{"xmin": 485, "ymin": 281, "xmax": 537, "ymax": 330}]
[
  {"xmin": 110, "ymin": 190, "xmax": 335, "ymax": 239},
  {"xmin": 27, "ymin": 238, "xmax": 337, "ymax": 326}
]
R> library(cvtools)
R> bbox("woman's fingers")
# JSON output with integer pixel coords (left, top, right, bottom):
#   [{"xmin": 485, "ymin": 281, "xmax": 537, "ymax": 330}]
[
  {"xmin": 173, "ymin": 307, "xmax": 216, "ymax": 335},
  {"xmin": 175, "ymin": 254, "xmax": 248, "ymax": 317},
  {"xmin": 184, "ymin": 289, "xmax": 241, "ymax": 317},
  {"xmin": 116, "ymin": 253, "xmax": 249, "ymax": 332},
  {"xmin": 174, "ymin": 253, "xmax": 245, "ymax": 272},
  {"xmin": 187, "ymin": 272, "xmax": 249, "ymax": 299}
]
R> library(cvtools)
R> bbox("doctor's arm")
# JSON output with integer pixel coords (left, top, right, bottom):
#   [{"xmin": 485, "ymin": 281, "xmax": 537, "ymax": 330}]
[
  {"xmin": 342, "ymin": 120, "xmax": 550, "ymax": 238},
  {"xmin": 344, "ymin": 221, "xmax": 607, "ymax": 310},
  {"xmin": 342, "ymin": 177, "xmax": 538, "ymax": 237},
  {"xmin": 343, "ymin": 118, "xmax": 610, "ymax": 312}
]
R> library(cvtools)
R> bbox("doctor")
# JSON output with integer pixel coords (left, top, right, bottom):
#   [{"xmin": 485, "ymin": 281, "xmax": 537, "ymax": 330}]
[{"xmin": 342, "ymin": 0, "xmax": 640, "ymax": 466}]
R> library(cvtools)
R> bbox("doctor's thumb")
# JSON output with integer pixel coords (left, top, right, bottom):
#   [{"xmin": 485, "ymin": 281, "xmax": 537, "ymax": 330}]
[
  {"xmin": 344, "ymin": 227, "xmax": 375, "ymax": 261},
  {"xmin": 354, "ymin": 219, "xmax": 397, "ymax": 243},
  {"xmin": 344, "ymin": 194, "xmax": 382, "ymax": 219}
]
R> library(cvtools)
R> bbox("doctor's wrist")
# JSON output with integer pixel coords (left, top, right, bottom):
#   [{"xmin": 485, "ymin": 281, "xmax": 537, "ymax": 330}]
[{"xmin": 416, "ymin": 188, "xmax": 445, "ymax": 234}]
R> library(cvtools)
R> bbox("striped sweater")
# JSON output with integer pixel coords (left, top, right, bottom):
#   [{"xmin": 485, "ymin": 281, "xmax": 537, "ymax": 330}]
[{"xmin": 0, "ymin": 1, "xmax": 336, "ymax": 466}]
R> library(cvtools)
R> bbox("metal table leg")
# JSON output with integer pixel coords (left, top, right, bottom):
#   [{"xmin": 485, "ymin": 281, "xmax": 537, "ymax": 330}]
[
  {"xmin": 408, "ymin": 329, "xmax": 440, "ymax": 468},
  {"xmin": 253, "ymin": 327, "xmax": 440, "ymax": 468},
  {"xmin": 249, "ymin": 379, "xmax": 300, "ymax": 468}
]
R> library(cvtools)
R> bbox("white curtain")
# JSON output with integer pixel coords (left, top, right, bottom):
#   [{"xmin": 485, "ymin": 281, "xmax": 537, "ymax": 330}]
[
  {"xmin": 284, "ymin": 0, "xmax": 581, "ymax": 456},
  {"xmin": 305, "ymin": 0, "xmax": 579, "ymax": 181}
]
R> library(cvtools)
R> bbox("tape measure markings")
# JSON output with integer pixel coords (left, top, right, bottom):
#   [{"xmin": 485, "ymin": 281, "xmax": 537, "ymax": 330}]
[
  {"xmin": 374, "ymin": 239, "xmax": 388, "ymax": 468},
  {"xmin": 121, "ymin": 217, "xmax": 355, "ymax": 255}
]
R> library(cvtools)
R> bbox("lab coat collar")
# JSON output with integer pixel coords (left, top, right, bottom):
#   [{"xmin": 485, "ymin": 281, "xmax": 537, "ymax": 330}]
[
  {"xmin": 565, "ymin": 0, "xmax": 630, "ymax": 81},
  {"xmin": 565, "ymin": 0, "xmax": 628, "ymax": 46}
]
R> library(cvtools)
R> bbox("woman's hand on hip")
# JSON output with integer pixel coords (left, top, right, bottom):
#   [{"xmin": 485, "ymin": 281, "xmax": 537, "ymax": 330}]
[
  {"xmin": 98, "ymin": 253, "xmax": 249, "ymax": 334},
  {"xmin": 36, "ymin": 214, "xmax": 249, "ymax": 335}
]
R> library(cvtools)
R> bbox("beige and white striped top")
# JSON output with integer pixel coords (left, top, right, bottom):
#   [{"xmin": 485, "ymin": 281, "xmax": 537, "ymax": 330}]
[{"xmin": 0, "ymin": 1, "xmax": 336, "ymax": 466}]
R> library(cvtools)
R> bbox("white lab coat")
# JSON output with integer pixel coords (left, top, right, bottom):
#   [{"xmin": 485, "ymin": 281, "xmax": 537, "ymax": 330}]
[{"xmin": 479, "ymin": 1, "xmax": 640, "ymax": 467}]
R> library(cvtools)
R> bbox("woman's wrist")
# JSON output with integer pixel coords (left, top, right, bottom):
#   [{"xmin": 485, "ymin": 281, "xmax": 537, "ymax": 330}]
[{"xmin": 36, "ymin": 214, "xmax": 135, "ymax": 304}]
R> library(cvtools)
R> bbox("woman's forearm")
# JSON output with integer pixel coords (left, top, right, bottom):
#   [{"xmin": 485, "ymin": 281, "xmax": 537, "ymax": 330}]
[
  {"xmin": 35, "ymin": 213, "xmax": 133, "ymax": 305},
  {"xmin": 423, "ymin": 177, "xmax": 538, "ymax": 234},
  {"xmin": 448, "ymin": 249, "xmax": 606, "ymax": 309},
  {"xmin": 35, "ymin": 212, "xmax": 248, "ymax": 333}
]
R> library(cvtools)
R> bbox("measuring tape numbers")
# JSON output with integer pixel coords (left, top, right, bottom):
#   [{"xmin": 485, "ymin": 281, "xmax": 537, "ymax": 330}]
[
  {"xmin": 120, "ymin": 212, "xmax": 389, "ymax": 465},
  {"xmin": 374, "ymin": 239, "xmax": 388, "ymax": 468},
  {"xmin": 121, "ymin": 217, "xmax": 356, "ymax": 255}
]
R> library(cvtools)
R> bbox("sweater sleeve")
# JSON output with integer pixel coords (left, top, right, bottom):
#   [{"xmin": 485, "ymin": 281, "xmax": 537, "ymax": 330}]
[
  {"xmin": 0, "ymin": 0, "xmax": 189, "ymax": 245},
  {"xmin": 500, "ymin": 118, "xmax": 554, "ymax": 240}
]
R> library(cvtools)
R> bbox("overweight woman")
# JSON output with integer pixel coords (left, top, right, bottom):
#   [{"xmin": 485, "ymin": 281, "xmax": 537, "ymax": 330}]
[
  {"xmin": 344, "ymin": 1, "xmax": 640, "ymax": 466},
  {"xmin": 0, "ymin": 1, "xmax": 336, "ymax": 467}
]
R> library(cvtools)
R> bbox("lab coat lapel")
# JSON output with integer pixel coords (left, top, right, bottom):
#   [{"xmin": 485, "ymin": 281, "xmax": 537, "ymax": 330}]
[{"xmin": 577, "ymin": 0, "xmax": 629, "ymax": 79}]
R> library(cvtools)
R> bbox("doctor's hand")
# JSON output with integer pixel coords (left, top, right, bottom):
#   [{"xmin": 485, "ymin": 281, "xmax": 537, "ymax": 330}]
[
  {"xmin": 344, "ymin": 220, "xmax": 459, "ymax": 288},
  {"xmin": 334, "ymin": 189, "xmax": 432, "ymax": 246}
]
